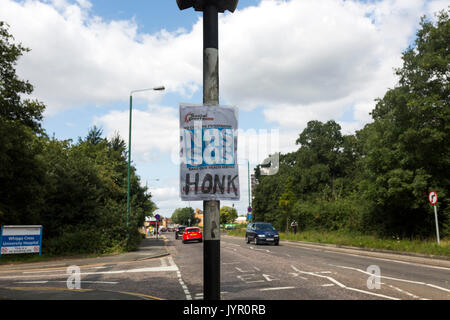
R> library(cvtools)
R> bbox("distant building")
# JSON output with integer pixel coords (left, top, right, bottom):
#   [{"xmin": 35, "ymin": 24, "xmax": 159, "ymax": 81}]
[
  {"xmin": 235, "ymin": 216, "xmax": 247, "ymax": 224},
  {"xmin": 195, "ymin": 208, "xmax": 203, "ymax": 227},
  {"xmin": 162, "ymin": 218, "xmax": 172, "ymax": 228}
]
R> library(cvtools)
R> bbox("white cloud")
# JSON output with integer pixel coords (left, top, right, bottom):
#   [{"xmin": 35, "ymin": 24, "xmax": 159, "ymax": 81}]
[
  {"xmin": 220, "ymin": 0, "xmax": 434, "ymax": 131},
  {"xmin": 94, "ymin": 104, "xmax": 179, "ymax": 161},
  {"xmin": 1, "ymin": 0, "xmax": 447, "ymax": 159},
  {"xmin": 0, "ymin": 0, "xmax": 202, "ymax": 115}
]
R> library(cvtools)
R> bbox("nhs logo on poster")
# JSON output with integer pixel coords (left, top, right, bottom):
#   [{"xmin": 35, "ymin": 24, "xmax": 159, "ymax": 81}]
[{"xmin": 180, "ymin": 104, "xmax": 240, "ymax": 201}]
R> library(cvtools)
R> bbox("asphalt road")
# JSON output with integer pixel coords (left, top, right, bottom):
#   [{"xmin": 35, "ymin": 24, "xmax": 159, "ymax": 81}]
[
  {"xmin": 175, "ymin": 233, "xmax": 450, "ymax": 300},
  {"xmin": 0, "ymin": 232, "xmax": 448, "ymax": 300}
]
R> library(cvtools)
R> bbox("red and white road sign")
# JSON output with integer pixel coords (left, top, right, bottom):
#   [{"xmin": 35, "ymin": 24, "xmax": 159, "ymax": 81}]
[{"xmin": 428, "ymin": 191, "xmax": 438, "ymax": 206}]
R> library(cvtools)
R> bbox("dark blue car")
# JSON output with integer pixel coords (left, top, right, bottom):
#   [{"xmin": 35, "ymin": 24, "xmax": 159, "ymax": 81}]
[{"xmin": 245, "ymin": 222, "xmax": 279, "ymax": 245}]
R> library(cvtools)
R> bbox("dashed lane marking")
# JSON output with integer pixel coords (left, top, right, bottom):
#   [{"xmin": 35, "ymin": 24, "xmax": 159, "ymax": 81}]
[
  {"xmin": 260, "ymin": 287, "xmax": 296, "ymax": 291},
  {"xmin": 171, "ymin": 256, "xmax": 192, "ymax": 300}
]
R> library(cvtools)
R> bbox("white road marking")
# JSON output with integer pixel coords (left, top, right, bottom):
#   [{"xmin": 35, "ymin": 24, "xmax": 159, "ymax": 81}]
[
  {"xmin": 260, "ymin": 287, "xmax": 296, "ymax": 291},
  {"xmin": 321, "ymin": 284, "xmax": 335, "ymax": 287},
  {"xmin": 237, "ymin": 274, "xmax": 265, "ymax": 284},
  {"xmin": 262, "ymin": 274, "xmax": 279, "ymax": 282},
  {"xmin": 287, "ymin": 244, "xmax": 450, "ymax": 271},
  {"xmin": 15, "ymin": 280, "xmax": 119, "ymax": 284},
  {"xmin": 0, "ymin": 265, "xmax": 180, "ymax": 280},
  {"xmin": 291, "ymin": 265, "xmax": 399, "ymax": 300},
  {"xmin": 0, "ymin": 257, "xmax": 180, "ymax": 280},
  {"xmin": 23, "ymin": 266, "xmax": 107, "ymax": 274},
  {"xmin": 289, "ymin": 272, "xmax": 308, "ymax": 280},
  {"xmin": 384, "ymin": 283, "xmax": 428, "ymax": 300},
  {"xmin": 172, "ymin": 257, "xmax": 192, "ymax": 300},
  {"xmin": 235, "ymin": 267, "xmax": 257, "ymax": 273},
  {"xmin": 329, "ymin": 264, "xmax": 450, "ymax": 294}
]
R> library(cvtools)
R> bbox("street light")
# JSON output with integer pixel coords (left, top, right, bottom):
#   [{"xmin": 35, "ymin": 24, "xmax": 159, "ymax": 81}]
[
  {"xmin": 127, "ymin": 86, "xmax": 165, "ymax": 230},
  {"xmin": 240, "ymin": 159, "xmax": 252, "ymax": 219}
]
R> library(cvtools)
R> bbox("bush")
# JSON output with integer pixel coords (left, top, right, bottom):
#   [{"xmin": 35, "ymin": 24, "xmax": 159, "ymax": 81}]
[
  {"xmin": 293, "ymin": 197, "xmax": 364, "ymax": 232},
  {"xmin": 42, "ymin": 224, "xmax": 138, "ymax": 256}
]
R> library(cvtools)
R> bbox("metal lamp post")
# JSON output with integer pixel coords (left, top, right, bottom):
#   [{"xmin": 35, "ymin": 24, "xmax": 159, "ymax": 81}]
[
  {"xmin": 127, "ymin": 86, "xmax": 165, "ymax": 230},
  {"xmin": 241, "ymin": 158, "xmax": 252, "ymax": 219}
]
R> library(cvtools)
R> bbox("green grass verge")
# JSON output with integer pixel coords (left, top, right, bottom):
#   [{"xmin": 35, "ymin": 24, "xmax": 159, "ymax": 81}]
[{"xmin": 226, "ymin": 228, "xmax": 450, "ymax": 257}]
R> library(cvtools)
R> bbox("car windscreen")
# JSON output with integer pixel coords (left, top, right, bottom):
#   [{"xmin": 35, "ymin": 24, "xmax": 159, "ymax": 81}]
[
  {"xmin": 187, "ymin": 228, "xmax": 200, "ymax": 232},
  {"xmin": 256, "ymin": 224, "xmax": 275, "ymax": 231}
]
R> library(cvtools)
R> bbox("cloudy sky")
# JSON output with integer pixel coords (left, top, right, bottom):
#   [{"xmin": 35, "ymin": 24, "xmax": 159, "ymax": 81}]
[{"xmin": 1, "ymin": 0, "xmax": 448, "ymax": 217}]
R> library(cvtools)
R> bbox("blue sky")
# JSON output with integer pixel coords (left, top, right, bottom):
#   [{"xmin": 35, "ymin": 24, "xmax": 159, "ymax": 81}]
[{"xmin": 1, "ymin": 0, "xmax": 447, "ymax": 217}]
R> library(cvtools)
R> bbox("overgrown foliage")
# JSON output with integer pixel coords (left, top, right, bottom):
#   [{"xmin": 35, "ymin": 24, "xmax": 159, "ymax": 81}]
[
  {"xmin": 220, "ymin": 206, "xmax": 238, "ymax": 225},
  {"xmin": 171, "ymin": 207, "xmax": 197, "ymax": 226},
  {"xmin": 0, "ymin": 22, "xmax": 155, "ymax": 255},
  {"xmin": 253, "ymin": 10, "xmax": 450, "ymax": 240}
]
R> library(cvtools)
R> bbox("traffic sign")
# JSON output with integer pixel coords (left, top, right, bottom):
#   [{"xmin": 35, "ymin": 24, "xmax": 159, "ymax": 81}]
[
  {"xmin": 248, "ymin": 206, "xmax": 252, "ymax": 213},
  {"xmin": 155, "ymin": 214, "xmax": 161, "ymax": 220},
  {"xmin": 428, "ymin": 191, "xmax": 438, "ymax": 206},
  {"xmin": 428, "ymin": 191, "xmax": 440, "ymax": 245}
]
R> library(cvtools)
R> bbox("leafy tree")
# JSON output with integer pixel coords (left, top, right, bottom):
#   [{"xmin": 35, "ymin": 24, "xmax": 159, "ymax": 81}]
[
  {"xmin": 0, "ymin": 21, "xmax": 46, "ymax": 226},
  {"xmin": 0, "ymin": 21, "xmax": 44, "ymax": 133},
  {"xmin": 220, "ymin": 206, "xmax": 238, "ymax": 225},
  {"xmin": 0, "ymin": 22, "xmax": 156, "ymax": 255},
  {"xmin": 171, "ymin": 207, "xmax": 196, "ymax": 226},
  {"xmin": 278, "ymin": 179, "xmax": 296, "ymax": 232},
  {"xmin": 357, "ymin": 10, "xmax": 450, "ymax": 237}
]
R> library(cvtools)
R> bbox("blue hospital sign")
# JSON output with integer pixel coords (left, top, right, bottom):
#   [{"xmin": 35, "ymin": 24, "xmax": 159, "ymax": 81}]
[
  {"xmin": 1, "ymin": 225, "xmax": 43, "ymax": 256},
  {"xmin": 180, "ymin": 104, "xmax": 240, "ymax": 201}
]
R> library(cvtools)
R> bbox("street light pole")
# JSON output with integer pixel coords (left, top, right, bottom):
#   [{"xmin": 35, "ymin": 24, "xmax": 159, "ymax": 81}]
[
  {"xmin": 127, "ymin": 86, "xmax": 165, "ymax": 232},
  {"xmin": 248, "ymin": 159, "xmax": 251, "ymax": 211}
]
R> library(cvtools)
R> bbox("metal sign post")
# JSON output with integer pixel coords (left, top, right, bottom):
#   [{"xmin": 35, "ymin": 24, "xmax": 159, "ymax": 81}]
[
  {"xmin": 177, "ymin": 0, "xmax": 239, "ymax": 301},
  {"xmin": 428, "ymin": 191, "xmax": 440, "ymax": 245},
  {"xmin": 155, "ymin": 214, "xmax": 160, "ymax": 240}
]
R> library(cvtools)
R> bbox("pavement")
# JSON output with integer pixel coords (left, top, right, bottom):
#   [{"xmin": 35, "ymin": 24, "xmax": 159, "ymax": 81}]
[
  {"xmin": 0, "ymin": 235, "xmax": 169, "ymax": 271},
  {"xmin": 0, "ymin": 235, "xmax": 170, "ymax": 300}
]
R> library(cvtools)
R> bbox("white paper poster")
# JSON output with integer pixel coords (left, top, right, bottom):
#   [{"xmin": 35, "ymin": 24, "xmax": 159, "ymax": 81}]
[{"xmin": 180, "ymin": 104, "xmax": 240, "ymax": 201}]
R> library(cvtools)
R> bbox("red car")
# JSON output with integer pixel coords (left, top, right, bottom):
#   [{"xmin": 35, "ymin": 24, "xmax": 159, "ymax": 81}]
[{"xmin": 182, "ymin": 227, "xmax": 203, "ymax": 243}]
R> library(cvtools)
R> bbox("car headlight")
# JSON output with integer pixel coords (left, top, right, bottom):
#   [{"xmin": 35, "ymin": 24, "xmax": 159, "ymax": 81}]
[
  {"xmin": 258, "ymin": 234, "xmax": 265, "ymax": 237},
  {"xmin": 274, "ymin": 235, "xmax": 279, "ymax": 237}
]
